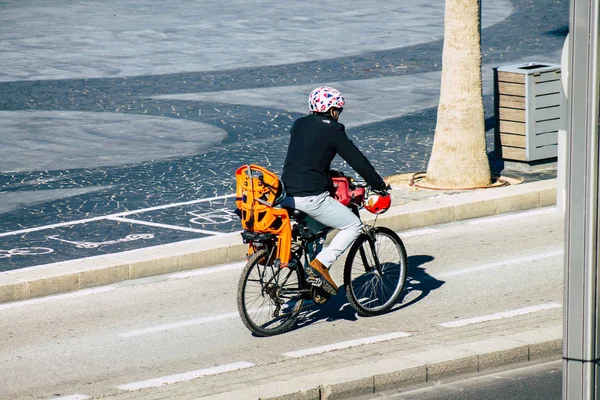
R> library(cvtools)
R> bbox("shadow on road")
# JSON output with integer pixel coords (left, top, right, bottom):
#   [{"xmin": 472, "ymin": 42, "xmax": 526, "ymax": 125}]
[
  {"xmin": 288, "ymin": 254, "xmax": 444, "ymax": 332},
  {"xmin": 393, "ymin": 254, "xmax": 445, "ymax": 311}
]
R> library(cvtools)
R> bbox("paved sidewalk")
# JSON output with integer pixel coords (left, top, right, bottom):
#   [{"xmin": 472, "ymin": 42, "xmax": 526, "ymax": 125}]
[{"xmin": 0, "ymin": 0, "xmax": 567, "ymax": 271}]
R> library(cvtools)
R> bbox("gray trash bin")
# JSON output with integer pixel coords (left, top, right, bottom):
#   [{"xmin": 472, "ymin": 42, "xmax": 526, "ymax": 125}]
[{"xmin": 493, "ymin": 62, "xmax": 564, "ymax": 163}]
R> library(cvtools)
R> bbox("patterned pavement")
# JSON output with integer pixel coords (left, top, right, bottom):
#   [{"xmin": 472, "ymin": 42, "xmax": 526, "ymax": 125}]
[{"xmin": 0, "ymin": 0, "xmax": 567, "ymax": 271}]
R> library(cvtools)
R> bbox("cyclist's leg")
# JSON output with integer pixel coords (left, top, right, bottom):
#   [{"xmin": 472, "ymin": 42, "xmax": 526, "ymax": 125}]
[
  {"xmin": 304, "ymin": 216, "xmax": 327, "ymax": 261},
  {"xmin": 310, "ymin": 197, "xmax": 362, "ymax": 268},
  {"xmin": 281, "ymin": 193, "xmax": 361, "ymax": 294},
  {"xmin": 304, "ymin": 216, "xmax": 326, "ymax": 257},
  {"xmin": 280, "ymin": 195, "xmax": 325, "ymax": 258},
  {"xmin": 291, "ymin": 192, "xmax": 362, "ymax": 268}
]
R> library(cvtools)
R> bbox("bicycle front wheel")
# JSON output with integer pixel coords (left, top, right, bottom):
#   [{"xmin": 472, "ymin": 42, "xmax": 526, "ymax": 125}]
[
  {"xmin": 237, "ymin": 249, "xmax": 305, "ymax": 337},
  {"xmin": 344, "ymin": 226, "xmax": 408, "ymax": 316}
]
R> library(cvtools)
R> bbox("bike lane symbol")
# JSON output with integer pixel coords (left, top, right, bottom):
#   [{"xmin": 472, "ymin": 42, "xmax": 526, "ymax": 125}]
[
  {"xmin": 0, "ymin": 247, "xmax": 55, "ymax": 259},
  {"xmin": 188, "ymin": 208, "xmax": 238, "ymax": 225},
  {"xmin": 46, "ymin": 234, "xmax": 154, "ymax": 249}
]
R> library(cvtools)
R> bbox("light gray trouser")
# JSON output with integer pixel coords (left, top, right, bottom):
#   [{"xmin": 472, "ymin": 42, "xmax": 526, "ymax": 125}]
[{"xmin": 280, "ymin": 192, "xmax": 363, "ymax": 268}]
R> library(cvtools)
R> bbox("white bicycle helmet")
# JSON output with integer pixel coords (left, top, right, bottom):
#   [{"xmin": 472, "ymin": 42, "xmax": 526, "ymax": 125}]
[{"xmin": 308, "ymin": 86, "xmax": 345, "ymax": 113}]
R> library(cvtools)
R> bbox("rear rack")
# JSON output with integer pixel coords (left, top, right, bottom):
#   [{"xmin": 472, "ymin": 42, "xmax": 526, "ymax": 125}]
[{"xmin": 241, "ymin": 231, "xmax": 278, "ymax": 243}]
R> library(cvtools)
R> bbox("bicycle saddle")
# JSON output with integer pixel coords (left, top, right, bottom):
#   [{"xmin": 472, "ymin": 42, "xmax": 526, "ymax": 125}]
[{"xmin": 284, "ymin": 207, "xmax": 308, "ymax": 223}]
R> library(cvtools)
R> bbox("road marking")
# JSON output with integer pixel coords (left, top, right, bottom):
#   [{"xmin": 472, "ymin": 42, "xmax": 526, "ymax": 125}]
[
  {"xmin": 0, "ymin": 287, "xmax": 115, "ymax": 311},
  {"xmin": 283, "ymin": 332, "xmax": 411, "ymax": 358},
  {"xmin": 119, "ymin": 312, "xmax": 240, "ymax": 337},
  {"xmin": 47, "ymin": 233, "xmax": 154, "ymax": 248},
  {"xmin": 106, "ymin": 216, "xmax": 222, "ymax": 235},
  {"xmin": 168, "ymin": 262, "xmax": 246, "ymax": 280},
  {"xmin": 437, "ymin": 249, "xmax": 563, "ymax": 279},
  {"xmin": 116, "ymin": 193, "xmax": 235, "ymax": 217},
  {"xmin": 116, "ymin": 361, "xmax": 254, "ymax": 391},
  {"xmin": 0, "ymin": 193, "xmax": 235, "ymax": 237},
  {"xmin": 400, "ymin": 228, "xmax": 440, "ymax": 238},
  {"xmin": 188, "ymin": 208, "xmax": 239, "ymax": 225},
  {"xmin": 0, "ymin": 214, "xmax": 110, "ymax": 238},
  {"xmin": 439, "ymin": 303, "xmax": 562, "ymax": 328},
  {"xmin": 0, "ymin": 246, "xmax": 54, "ymax": 258},
  {"xmin": 48, "ymin": 395, "xmax": 91, "ymax": 400},
  {"xmin": 119, "ymin": 305, "xmax": 271, "ymax": 337},
  {"xmin": 466, "ymin": 207, "xmax": 556, "ymax": 225}
]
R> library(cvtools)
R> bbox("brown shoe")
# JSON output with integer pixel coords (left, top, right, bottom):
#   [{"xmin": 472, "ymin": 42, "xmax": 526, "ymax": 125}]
[{"xmin": 305, "ymin": 259, "xmax": 338, "ymax": 295}]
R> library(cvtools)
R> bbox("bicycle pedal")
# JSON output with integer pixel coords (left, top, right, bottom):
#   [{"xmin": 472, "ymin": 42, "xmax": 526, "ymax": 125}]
[
  {"xmin": 307, "ymin": 276, "xmax": 323, "ymax": 287},
  {"xmin": 311, "ymin": 287, "xmax": 331, "ymax": 304}
]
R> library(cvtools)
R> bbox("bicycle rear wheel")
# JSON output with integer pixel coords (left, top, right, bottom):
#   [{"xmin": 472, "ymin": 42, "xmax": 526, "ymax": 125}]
[
  {"xmin": 237, "ymin": 248, "xmax": 305, "ymax": 336},
  {"xmin": 344, "ymin": 226, "xmax": 407, "ymax": 316}
]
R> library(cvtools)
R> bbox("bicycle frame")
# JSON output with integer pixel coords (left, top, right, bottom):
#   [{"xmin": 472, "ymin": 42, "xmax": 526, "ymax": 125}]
[{"xmin": 240, "ymin": 173, "xmax": 383, "ymax": 297}]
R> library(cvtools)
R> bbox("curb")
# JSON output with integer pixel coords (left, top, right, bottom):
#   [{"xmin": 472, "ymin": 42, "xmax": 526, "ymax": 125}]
[
  {"xmin": 198, "ymin": 326, "xmax": 562, "ymax": 400},
  {"xmin": 0, "ymin": 179, "xmax": 557, "ymax": 305}
]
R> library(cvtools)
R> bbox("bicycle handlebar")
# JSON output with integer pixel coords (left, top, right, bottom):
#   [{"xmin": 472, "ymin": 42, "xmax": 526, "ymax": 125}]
[{"xmin": 344, "ymin": 178, "xmax": 391, "ymax": 197}]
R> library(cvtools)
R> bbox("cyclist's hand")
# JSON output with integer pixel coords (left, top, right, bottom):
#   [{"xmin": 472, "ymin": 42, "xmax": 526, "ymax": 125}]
[{"xmin": 373, "ymin": 184, "xmax": 391, "ymax": 196}]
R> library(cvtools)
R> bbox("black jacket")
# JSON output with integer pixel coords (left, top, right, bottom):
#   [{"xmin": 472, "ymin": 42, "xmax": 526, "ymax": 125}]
[{"xmin": 281, "ymin": 113, "xmax": 387, "ymax": 197}]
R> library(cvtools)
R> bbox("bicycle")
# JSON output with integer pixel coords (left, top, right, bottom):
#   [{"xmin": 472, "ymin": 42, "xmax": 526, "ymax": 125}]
[{"xmin": 236, "ymin": 170, "xmax": 408, "ymax": 337}]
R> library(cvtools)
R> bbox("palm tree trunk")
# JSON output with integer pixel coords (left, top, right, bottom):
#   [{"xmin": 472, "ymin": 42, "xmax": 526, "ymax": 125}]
[{"xmin": 426, "ymin": 0, "xmax": 491, "ymax": 188}]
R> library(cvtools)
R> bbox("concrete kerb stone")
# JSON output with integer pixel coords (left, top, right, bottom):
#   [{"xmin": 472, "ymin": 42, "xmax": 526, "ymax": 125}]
[
  {"xmin": 373, "ymin": 364, "xmax": 427, "ymax": 393},
  {"xmin": 0, "ymin": 275, "xmax": 26, "ymax": 303},
  {"xmin": 203, "ymin": 329, "xmax": 562, "ymax": 400},
  {"xmin": 403, "ymin": 347, "xmax": 480, "ymax": 381},
  {"xmin": 307, "ymin": 364, "xmax": 379, "ymax": 399},
  {"xmin": 244, "ymin": 379, "xmax": 320, "ymax": 400},
  {"xmin": 540, "ymin": 186, "xmax": 558, "ymax": 207},
  {"xmin": 320, "ymin": 376, "xmax": 374, "ymax": 400},
  {"xmin": 505, "ymin": 325, "xmax": 563, "ymax": 361},
  {"xmin": 198, "ymin": 390, "xmax": 258, "ymax": 400},
  {"xmin": 0, "ymin": 179, "xmax": 557, "ymax": 305},
  {"xmin": 454, "ymin": 337, "xmax": 530, "ymax": 371},
  {"xmin": 530, "ymin": 338, "xmax": 563, "ymax": 361},
  {"xmin": 24, "ymin": 268, "xmax": 80, "ymax": 299}
]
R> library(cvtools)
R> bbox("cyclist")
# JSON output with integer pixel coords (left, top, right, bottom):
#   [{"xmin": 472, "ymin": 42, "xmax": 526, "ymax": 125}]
[{"xmin": 280, "ymin": 86, "xmax": 390, "ymax": 296}]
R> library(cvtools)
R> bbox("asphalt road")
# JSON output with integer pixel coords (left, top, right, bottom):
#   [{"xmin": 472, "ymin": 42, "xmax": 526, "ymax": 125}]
[
  {"xmin": 353, "ymin": 360, "xmax": 562, "ymax": 400},
  {"xmin": 0, "ymin": 207, "xmax": 563, "ymax": 399}
]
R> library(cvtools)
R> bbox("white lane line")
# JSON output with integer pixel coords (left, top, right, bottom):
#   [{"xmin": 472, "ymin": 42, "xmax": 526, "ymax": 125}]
[
  {"xmin": 0, "ymin": 287, "xmax": 115, "ymax": 311},
  {"xmin": 119, "ymin": 312, "xmax": 239, "ymax": 337},
  {"xmin": 116, "ymin": 361, "xmax": 254, "ymax": 391},
  {"xmin": 116, "ymin": 194, "xmax": 235, "ymax": 217},
  {"xmin": 437, "ymin": 249, "xmax": 563, "ymax": 279},
  {"xmin": 283, "ymin": 332, "xmax": 411, "ymax": 358},
  {"xmin": 0, "ymin": 214, "xmax": 109, "ymax": 238},
  {"xmin": 467, "ymin": 207, "xmax": 556, "ymax": 225},
  {"xmin": 439, "ymin": 303, "xmax": 562, "ymax": 328},
  {"xmin": 0, "ymin": 193, "xmax": 235, "ymax": 237},
  {"xmin": 48, "ymin": 395, "xmax": 91, "ymax": 400},
  {"xmin": 400, "ymin": 228, "xmax": 440, "ymax": 238},
  {"xmin": 168, "ymin": 262, "xmax": 246, "ymax": 280},
  {"xmin": 119, "ymin": 306, "xmax": 271, "ymax": 338},
  {"xmin": 106, "ymin": 216, "xmax": 222, "ymax": 235}
]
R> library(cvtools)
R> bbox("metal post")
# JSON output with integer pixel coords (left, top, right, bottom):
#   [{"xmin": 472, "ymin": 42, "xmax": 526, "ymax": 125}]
[
  {"xmin": 559, "ymin": 35, "xmax": 570, "ymax": 215},
  {"xmin": 563, "ymin": 0, "xmax": 600, "ymax": 398}
]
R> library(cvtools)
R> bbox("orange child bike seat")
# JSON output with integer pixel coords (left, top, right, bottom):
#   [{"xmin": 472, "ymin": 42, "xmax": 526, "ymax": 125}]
[{"xmin": 235, "ymin": 164, "xmax": 291, "ymax": 266}]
